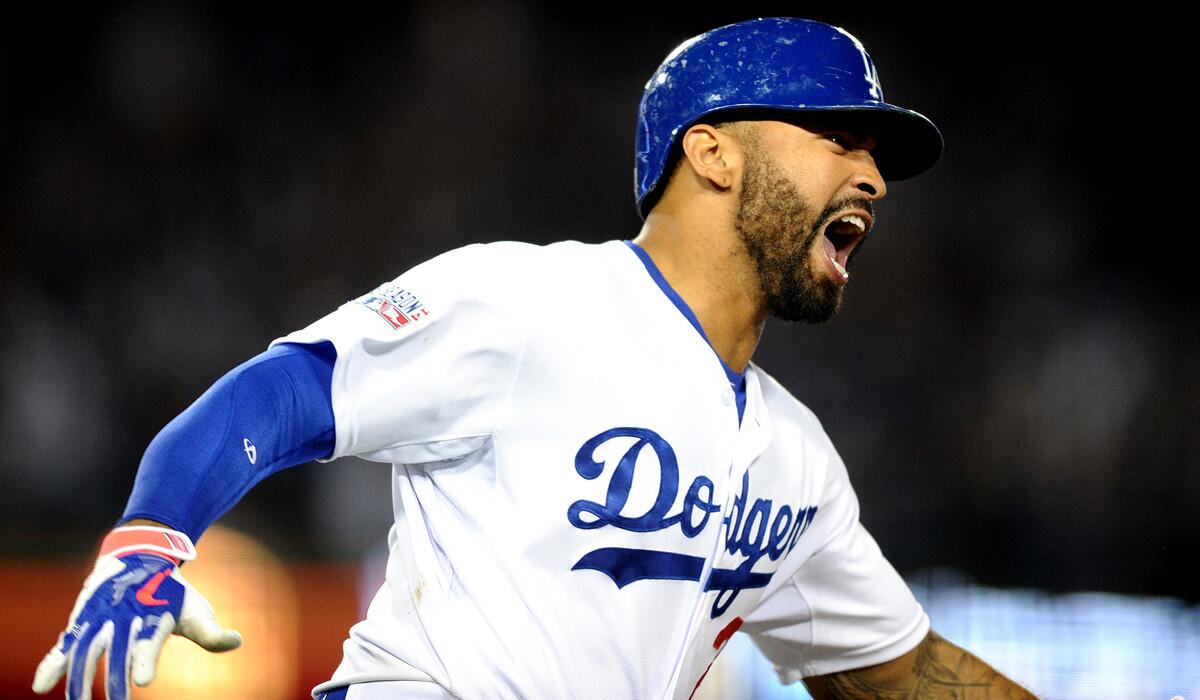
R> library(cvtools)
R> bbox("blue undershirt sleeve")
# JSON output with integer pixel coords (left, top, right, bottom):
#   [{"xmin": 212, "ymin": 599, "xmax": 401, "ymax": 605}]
[{"xmin": 119, "ymin": 341, "xmax": 337, "ymax": 539}]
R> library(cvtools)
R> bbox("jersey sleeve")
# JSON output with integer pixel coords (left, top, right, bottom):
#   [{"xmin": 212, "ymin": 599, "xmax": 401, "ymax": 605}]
[
  {"xmin": 741, "ymin": 436, "xmax": 930, "ymax": 682},
  {"xmin": 270, "ymin": 243, "xmax": 529, "ymax": 465}
]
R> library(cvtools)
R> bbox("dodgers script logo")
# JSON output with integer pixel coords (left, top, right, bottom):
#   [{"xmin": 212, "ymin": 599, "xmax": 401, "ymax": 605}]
[{"xmin": 568, "ymin": 427, "xmax": 818, "ymax": 617}]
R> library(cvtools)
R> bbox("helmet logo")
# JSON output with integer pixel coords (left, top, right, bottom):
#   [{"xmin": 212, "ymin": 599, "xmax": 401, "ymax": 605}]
[{"xmin": 833, "ymin": 26, "xmax": 883, "ymax": 100}]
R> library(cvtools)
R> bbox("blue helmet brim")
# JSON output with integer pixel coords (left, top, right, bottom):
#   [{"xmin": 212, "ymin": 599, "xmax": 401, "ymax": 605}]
[{"xmin": 636, "ymin": 103, "xmax": 943, "ymax": 218}]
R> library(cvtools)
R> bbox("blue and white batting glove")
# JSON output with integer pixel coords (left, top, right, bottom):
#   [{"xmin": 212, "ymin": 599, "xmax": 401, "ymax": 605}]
[{"xmin": 32, "ymin": 526, "xmax": 242, "ymax": 700}]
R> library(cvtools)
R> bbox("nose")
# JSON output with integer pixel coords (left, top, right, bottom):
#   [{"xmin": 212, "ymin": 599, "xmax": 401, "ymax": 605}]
[{"xmin": 851, "ymin": 151, "xmax": 887, "ymax": 200}]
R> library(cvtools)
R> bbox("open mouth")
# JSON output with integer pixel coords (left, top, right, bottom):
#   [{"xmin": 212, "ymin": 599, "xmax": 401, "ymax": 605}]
[{"xmin": 820, "ymin": 212, "xmax": 871, "ymax": 281}]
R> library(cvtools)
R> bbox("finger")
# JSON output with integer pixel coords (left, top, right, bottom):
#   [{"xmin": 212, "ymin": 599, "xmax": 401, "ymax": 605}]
[
  {"xmin": 104, "ymin": 618, "xmax": 139, "ymax": 700},
  {"xmin": 37, "ymin": 555, "xmax": 126, "ymax": 696},
  {"xmin": 130, "ymin": 612, "xmax": 175, "ymax": 687},
  {"xmin": 176, "ymin": 611, "xmax": 243, "ymax": 652},
  {"xmin": 67, "ymin": 620, "xmax": 110, "ymax": 700},
  {"xmin": 59, "ymin": 621, "xmax": 92, "ymax": 699},
  {"xmin": 33, "ymin": 595, "xmax": 91, "ymax": 694},
  {"xmin": 175, "ymin": 579, "xmax": 242, "ymax": 652},
  {"xmin": 31, "ymin": 647, "xmax": 67, "ymax": 694}
]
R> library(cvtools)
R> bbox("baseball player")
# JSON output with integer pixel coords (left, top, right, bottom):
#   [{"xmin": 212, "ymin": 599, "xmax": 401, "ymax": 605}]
[{"xmin": 34, "ymin": 17, "xmax": 1037, "ymax": 700}]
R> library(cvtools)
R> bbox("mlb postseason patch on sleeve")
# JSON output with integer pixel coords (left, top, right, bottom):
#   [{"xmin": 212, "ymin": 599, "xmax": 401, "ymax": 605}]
[{"xmin": 355, "ymin": 282, "xmax": 430, "ymax": 330}]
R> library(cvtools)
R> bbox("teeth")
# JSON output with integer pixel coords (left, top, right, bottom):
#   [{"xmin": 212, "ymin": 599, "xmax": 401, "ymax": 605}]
[
  {"xmin": 830, "ymin": 256, "xmax": 849, "ymax": 280},
  {"xmin": 838, "ymin": 214, "xmax": 866, "ymax": 232}
]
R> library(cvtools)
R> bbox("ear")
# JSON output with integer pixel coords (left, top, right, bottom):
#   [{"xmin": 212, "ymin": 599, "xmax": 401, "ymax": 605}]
[{"xmin": 678, "ymin": 123, "xmax": 741, "ymax": 191}]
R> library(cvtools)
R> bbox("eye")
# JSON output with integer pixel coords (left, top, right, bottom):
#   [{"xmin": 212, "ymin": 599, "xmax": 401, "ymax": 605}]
[{"xmin": 824, "ymin": 133, "xmax": 851, "ymax": 149}]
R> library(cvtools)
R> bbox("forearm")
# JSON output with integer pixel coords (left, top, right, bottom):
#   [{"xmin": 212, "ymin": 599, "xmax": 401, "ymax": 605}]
[
  {"xmin": 118, "ymin": 341, "xmax": 337, "ymax": 538},
  {"xmin": 805, "ymin": 631, "xmax": 1038, "ymax": 700}
]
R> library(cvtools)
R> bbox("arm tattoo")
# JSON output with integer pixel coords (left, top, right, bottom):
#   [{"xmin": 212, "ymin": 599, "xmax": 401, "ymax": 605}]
[{"xmin": 815, "ymin": 631, "xmax": 1038, "ymax": 699}]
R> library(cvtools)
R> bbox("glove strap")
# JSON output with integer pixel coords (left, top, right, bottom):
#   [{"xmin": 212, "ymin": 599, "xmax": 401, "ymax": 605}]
[{"xmin": 100, "ymin": 526, "xmax": 197, "ymax": 566}]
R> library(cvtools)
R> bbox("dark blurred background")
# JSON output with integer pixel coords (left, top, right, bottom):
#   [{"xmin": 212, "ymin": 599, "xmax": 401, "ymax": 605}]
[{"xmin": 2, "ymin": 0, "xmax": 1194, "ymax": 623}]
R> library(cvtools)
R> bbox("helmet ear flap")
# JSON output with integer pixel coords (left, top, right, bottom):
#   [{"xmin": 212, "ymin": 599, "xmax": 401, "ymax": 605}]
[{"xmin": 634, "ymin": 18, "xmax": 943, "ymax": 219}]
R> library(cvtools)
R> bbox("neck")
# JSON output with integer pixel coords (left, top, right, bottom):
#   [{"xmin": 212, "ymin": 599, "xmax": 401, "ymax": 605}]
[{"xmin": 632, "ymin": 209, "xmax": 767, "ymax": 374}]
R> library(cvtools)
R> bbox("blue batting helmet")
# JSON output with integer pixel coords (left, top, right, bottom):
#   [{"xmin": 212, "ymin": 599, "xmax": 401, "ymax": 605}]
[{"xmin": 634, "ymin": 17, "xmax": 943, "ymax": 218}]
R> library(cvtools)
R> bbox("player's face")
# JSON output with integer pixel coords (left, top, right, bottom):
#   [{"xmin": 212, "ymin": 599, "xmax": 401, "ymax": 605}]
[{"xmin": 732, "ymin": 119, "xmax": 885, "ymax": 323}]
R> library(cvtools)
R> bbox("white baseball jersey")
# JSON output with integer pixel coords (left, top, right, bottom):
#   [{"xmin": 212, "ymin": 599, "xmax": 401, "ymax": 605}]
[{"xmin": 272, "ymin": 239, "xmax": 929, "ymax": 700}]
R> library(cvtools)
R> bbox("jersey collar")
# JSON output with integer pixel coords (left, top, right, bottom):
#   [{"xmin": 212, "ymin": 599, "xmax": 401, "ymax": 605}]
[{"xmin": 623, "ymin": 240, "xmax": 747, "ymax": 423}]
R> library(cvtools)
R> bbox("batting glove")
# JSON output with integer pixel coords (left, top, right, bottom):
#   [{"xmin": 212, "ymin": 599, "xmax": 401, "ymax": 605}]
[{"xmin": 32, "ymin": 526, "xmax": 242, "ymax": 700}]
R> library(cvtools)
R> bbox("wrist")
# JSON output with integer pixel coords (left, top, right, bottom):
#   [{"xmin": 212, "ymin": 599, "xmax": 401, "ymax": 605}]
[{"xmin": 100, "ymin": 525, "xmax": 197, "ymax": 566}]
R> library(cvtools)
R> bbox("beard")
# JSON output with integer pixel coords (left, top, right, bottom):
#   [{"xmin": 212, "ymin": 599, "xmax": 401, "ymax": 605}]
[{"xmin": 734, "ymin": 145, "xmax": 867, "ymax": 324}]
